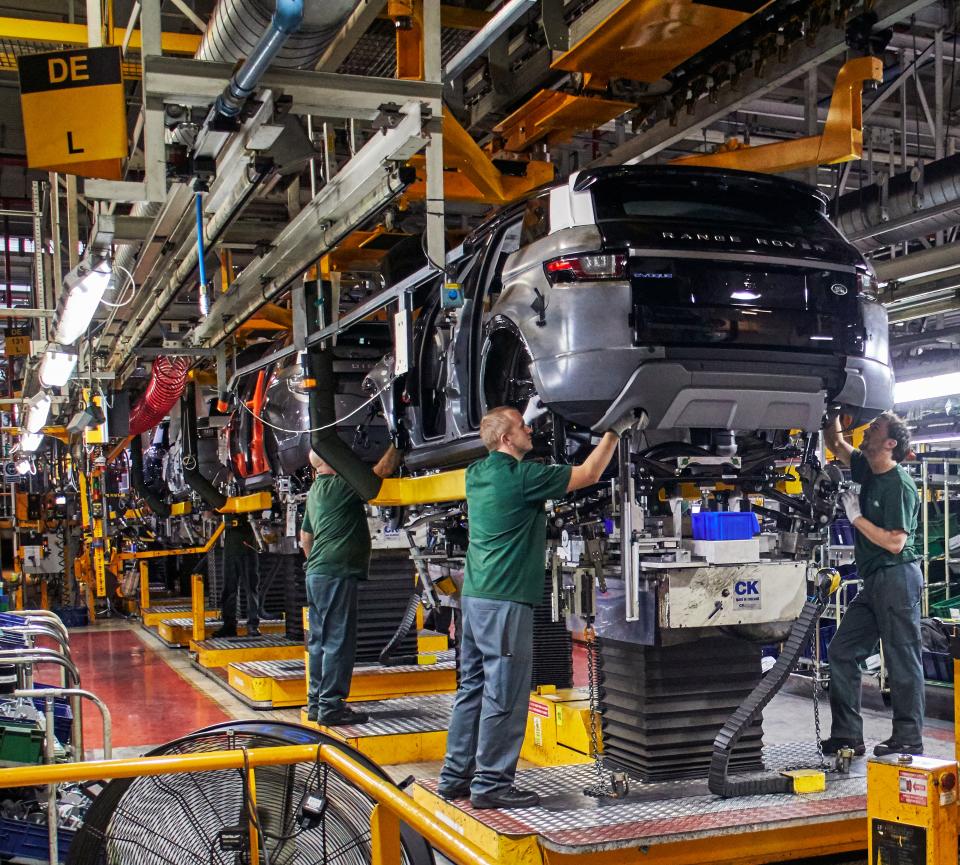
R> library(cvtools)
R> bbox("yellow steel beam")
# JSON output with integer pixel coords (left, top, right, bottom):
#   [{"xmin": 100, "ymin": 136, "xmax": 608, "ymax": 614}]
[
  {"xmin": 671, "ymin": 57, "xmax": 883, "ymax": 173},
  {"xmin": 406, "ymin": 108, "xmax": 554, "ymax": 205},
  {"xmin": 494, "ymin": 90, "xmax": 634, "ymax": 153},
  {"xmin": 371, "ymin": 470, "xmax": 466, "ymax": 506},
  {"xmin": 550, "ymin": 0, "xmax": 771, "ymax": 85},
  {"xmin": 0, "ymin": 17, "xmax": 201, "ymax": 54}
]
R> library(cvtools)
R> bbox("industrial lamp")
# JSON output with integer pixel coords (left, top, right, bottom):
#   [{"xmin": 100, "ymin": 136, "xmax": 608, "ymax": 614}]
[
  {"xmin": 14, "ymin": 456, "xmax": 30, "ymax": 475},
  {"xmin": 23, "ymin": 391, "xmax": 52, "ymax": 434},
  {"xmin": 894, "ymin": 371, "xmax": 960, "ymax": 405},
  {"xmin": 20, "ymin": 432, "xmax": 43, "ymax": 453},
  {"xmin": 37, "ymin": 345, "xmax": 78, "ymax": 388},
  {"xmin": 52, "ymin": 255, "xmax": 112, "ymax": 346}
]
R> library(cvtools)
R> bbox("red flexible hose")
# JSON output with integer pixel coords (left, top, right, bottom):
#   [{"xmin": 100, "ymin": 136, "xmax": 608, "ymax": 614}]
[{"xmin": 128, "ymin": 356, "xmax": 191, "ymax": 435}]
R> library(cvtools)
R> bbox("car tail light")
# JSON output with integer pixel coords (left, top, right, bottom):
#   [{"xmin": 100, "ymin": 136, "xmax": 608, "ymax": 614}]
[
  {"xmin": 544, "ymin": 253, "xmax": 627, "ymax": 284},
  {"xmin": 858, "ymin": 272, "xmax": 878, "ymax": 300}
]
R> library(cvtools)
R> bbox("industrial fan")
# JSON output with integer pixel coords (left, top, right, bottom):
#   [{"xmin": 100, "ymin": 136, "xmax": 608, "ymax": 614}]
[{"xmin": 67, "ymin": 720, "xmax": 435, "ymax": 865}]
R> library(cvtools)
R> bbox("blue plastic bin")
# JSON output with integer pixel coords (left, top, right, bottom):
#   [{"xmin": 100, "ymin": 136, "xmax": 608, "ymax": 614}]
[
  {"xmin": 691, "ymin": 511, "xmax": 760, "ymax": 541},
  {"xmin": 0, "ymin": 817, "xmax": 75, "ymax": 862}
]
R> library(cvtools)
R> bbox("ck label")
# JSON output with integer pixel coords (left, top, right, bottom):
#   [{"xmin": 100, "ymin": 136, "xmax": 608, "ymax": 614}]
[{"xmin": 734, "ymin": 578, "xmax": 761, "ymax": 610}]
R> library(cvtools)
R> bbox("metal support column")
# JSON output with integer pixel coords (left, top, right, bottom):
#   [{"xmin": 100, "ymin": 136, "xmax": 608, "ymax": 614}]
[
  {"xmin": 423, "ymin": 0, "xmax": 444, "ymax": 277},
  {"xmin": 31, "ymin": 182, "xmax": 47, "ymax": 344},
  {"xmin": 804, "ymin": 68, "xmax": 817, "ymax": 188},
  {"xmin": 139, "ymin": 0, "xmax": 166, "ymax": 203}
]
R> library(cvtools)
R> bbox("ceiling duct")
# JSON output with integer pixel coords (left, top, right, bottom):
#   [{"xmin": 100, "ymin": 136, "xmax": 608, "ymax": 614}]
[
  {"xmin": 199, "ymin": 0, "xmax": 358, "ymax": 67},
  {"xmin": 105, "ymin": 0, "xmax": 361, "ymax": 358},
  {"xmin": 836, "ymin": 153, "xmax": 960, "ymax": 252}
]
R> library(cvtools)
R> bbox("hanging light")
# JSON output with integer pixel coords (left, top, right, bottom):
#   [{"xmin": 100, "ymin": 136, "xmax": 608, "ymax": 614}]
[
  {"xmin": 20, "ymin": 432, "xmax": 43, "ymax": 453},
  {"xmin": 37, "ymin": 345, "xmax": 78, "ymax": 388},
  {"xmin": 52, "ymin": 255, "xmax": 112, "ymax": 346},
  {"xmin": 14, "ymin": 456, "xmax": 30, "ymax": 475},
  {"xmin": 23, "ymin": 391, "xmax": 52, "ymax": 434}
]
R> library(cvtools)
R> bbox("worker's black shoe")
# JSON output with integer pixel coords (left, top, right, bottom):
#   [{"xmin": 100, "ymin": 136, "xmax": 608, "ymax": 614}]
[
  {"xmin": 819, "ymin": 736, "xmax": 866, "ymax": 756},
  {"xmin": 318, "ymin": 706, "xmax": 369, "ymax": 726},
  {"xmin": 246, "ymin": 627, "xmax": 261, "ymax": 638},
  {"xmin": 470, "ymin": 787, "xmax": 540, "ymax": 810},
  {"xmin": 873, "ymin": 739, "xmax": 924, "ymax": 757},
  {"xmin": 211, "ymin": 627, "xmax": 237, "ymax": 639},
  {"xmin": 306, "ymin": 708, "xmax": 318, "ymax": 723},
  {"xmin": 437, "ymin": 782, "xmax": 471, "ymax": 800}
]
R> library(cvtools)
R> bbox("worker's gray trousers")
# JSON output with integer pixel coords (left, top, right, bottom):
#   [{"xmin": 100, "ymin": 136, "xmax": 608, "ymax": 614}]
[
  {"xmin": 827, "ymin": 560, "xmax": 924, "ymax": 745},
  {"xmin": 305, "ymin": 573, "xmax": 359, "ymax": 717},
  {"xmin": 440, "ymin": 596, "xmax": 533, "ymax": 797}
]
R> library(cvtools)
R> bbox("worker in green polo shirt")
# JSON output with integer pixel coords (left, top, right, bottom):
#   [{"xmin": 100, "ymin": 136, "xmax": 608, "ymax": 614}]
[
  {"xmin": 438, "ymin": 405, "xmax": 635, "ymax": 809},
  {"xmin": 822, "ymin": 411, "xmax": 923, "ymax": 757},
  {"xmin": 300, "ymin": 445, "xmax": 400, "ymax": 725}
]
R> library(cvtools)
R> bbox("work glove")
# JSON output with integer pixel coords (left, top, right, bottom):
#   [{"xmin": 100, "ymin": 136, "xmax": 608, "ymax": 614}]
[
  {"xmin": 840, "ymin": 489, "xmax": 862, "ymax": 523},
  {"xmin": 608, "ymin": 409, "xmax": 640, "ymax": 438},
  {"xmin": 522, "ymin": 396, "xmax": 549, "ymax": 426}
]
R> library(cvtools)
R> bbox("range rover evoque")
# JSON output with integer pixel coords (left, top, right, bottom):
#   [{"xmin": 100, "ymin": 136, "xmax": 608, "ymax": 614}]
[{"xmin": 362, "ymin": 165, "xmax": 892, "ymax": 471}]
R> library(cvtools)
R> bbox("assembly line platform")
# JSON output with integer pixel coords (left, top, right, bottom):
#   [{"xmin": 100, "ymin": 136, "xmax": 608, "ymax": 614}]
[
  {"xmin": 190, "ymin": 635, "xmax": 303, "ymax": 667},
  {"xmin": 301, "ymin": 693, "xmax": 455, "ymax": 763},
  {"xmin": 157, "ymin": 617, "xmax": 285, "ymax": 647},
  {"xmin": 413, "ymin": 744, "xmax": 868, "ymax": 865},
  {"xmin": 142, "ymin": 601, "xmax": 220, "ymax": 628},
  {"xmin": 226, "ymin": 654, "xmax": 459, "ymax": 708}
]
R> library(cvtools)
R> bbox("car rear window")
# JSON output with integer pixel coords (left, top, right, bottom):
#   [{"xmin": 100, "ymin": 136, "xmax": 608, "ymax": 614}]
[{"xmin": 590, "ymin": 180, "xmax": 825, "ymax": 233}]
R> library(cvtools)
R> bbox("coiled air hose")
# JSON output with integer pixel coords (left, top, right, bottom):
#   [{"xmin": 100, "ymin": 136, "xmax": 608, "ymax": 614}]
[{"xmin": 128, "ymin": 357, "xmax": 191, "ymax": 436}]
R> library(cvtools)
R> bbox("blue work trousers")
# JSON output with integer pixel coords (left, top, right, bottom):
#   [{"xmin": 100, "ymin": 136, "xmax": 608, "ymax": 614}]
[
  {"xmin": 306, "ymin": 573, "xmax": 359, "ymax": 716},
  {"xmin": 827, "ymin": 560, "xmax": 924, "ymax": 744},
  {"xmin": 439, "ymin": 596, "xmax": 533, "ymax": 797}
]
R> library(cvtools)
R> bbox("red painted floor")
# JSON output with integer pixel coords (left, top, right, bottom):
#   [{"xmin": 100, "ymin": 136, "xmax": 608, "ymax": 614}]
[{"xmin": 38, "ymin": 628, "xmax": 229, "ymax": 751}]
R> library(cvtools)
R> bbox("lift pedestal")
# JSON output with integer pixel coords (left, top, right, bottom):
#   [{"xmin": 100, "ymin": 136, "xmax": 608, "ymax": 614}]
[{"xmin": 413, "ymin": 744, "xmax": 869, "ymax": 865}]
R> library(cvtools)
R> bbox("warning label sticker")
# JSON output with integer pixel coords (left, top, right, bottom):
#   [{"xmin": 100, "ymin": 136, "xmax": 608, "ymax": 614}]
[
  {"xmin": 528, "ymin": 700, "xmax": 549, "ymax": 718},
  {"xmin": 899, "ymin": 770, "xmax": 929, "ymax": 806}
]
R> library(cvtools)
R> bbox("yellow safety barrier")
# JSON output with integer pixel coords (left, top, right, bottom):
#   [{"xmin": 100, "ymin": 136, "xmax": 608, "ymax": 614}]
[
  {"xmin": 118, "ymin": 523, "xmax": 224, "ymax": 561},
  {"xmin": 0, "ymin": 744, "xmax": 495, "ymax": 865}
]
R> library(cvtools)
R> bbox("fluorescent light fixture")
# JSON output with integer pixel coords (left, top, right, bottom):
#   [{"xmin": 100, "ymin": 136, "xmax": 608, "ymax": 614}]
[
  {"xmin": 731, "ymin": 290, "xmax": 761, "ymax": 301},
  {"xmin": 912, "ymin": 434, "xmax": 960, "ymax": 445},
  {"xmin": 52, "ymin": 256, "xmax": 112, "ymax": 345},
  {"xmin": 20, "ymin": 432, "xmax": 43, "ymax": 452},
  {"xmin": 37, "ymin": 345, "xmax": 78, "ymax": 387},
  {"xmin": 14, "ymin": 457, "xmax": 30, "ymax": 475},
  {"xmin": 895, "ymin": 371, "xmax": 960, "ymax": 404},
  {"xmin": 23, "ymin": 391, "xmax": 51, "ymax": 434}
]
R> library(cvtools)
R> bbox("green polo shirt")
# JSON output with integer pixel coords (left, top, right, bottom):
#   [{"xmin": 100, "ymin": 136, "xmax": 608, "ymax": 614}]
[
  {"xmin": 301, "ymin": 474, "xmax": 370, "ymax": 579},
  {"xmin": 850, "ymin": 450, "xmax": 920, "ymax": 578},
  {"xmin": 463, "ymin": 451, "xmax": 572, "ymax": 606}
]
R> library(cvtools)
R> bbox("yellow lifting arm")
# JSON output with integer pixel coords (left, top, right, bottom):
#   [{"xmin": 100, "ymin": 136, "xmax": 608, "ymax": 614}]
[
  {"xmin": 118, "ymin": 523, "xmax": 224, "ymax": 561},
  {"xmin": 671, "ymin": 57, "xmax": 883, "ymax": 173},
  {"xmin": 370, "ymin": 470, "xmax": 466, "ymax": 506},
  {"xmin": 218, "ymin": 491, "xmax": 273, "ymax": 514}
]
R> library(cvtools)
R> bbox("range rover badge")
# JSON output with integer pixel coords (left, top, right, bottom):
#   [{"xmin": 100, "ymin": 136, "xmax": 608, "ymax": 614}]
[{"xmin": 830, "ymin": 283, "xmax": 848, "ymax": 296}]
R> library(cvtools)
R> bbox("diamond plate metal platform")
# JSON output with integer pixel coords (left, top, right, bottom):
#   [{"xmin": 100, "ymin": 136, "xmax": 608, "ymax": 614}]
[
  {"xmin": 415, "ymin": 742, "xmax": 870, "ymax": 862},
  {"xmin": 190, "ymin": 635, "xmax": 303, "ymax": 668},
  {"xmin": 303, "ymin": 694, "xmax": 455, "ymax": 764},
  {"xmin": 156, "ymin": 617, "xmax": 285, "ymax": 647}
]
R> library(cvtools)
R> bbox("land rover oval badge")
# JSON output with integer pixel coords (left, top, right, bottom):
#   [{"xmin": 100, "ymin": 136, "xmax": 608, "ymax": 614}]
[{"xmin": 830, "ymin": 283, "xmax": 848, "ymax": 296}]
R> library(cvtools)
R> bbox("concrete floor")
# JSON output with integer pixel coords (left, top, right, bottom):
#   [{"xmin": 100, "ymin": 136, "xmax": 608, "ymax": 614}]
[
  {"xmin": 72, "ymin": 617, "xmax": 958, "ymax": 766},
  {"xmin": 61, "ymin": 619, "xmax": 956, "ymax": 865}
]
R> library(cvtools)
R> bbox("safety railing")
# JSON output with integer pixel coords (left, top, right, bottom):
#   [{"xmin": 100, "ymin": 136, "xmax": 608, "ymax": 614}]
[{"xmin": 0, "ymin": 743, "xmax": 496, "ymax": 865}]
